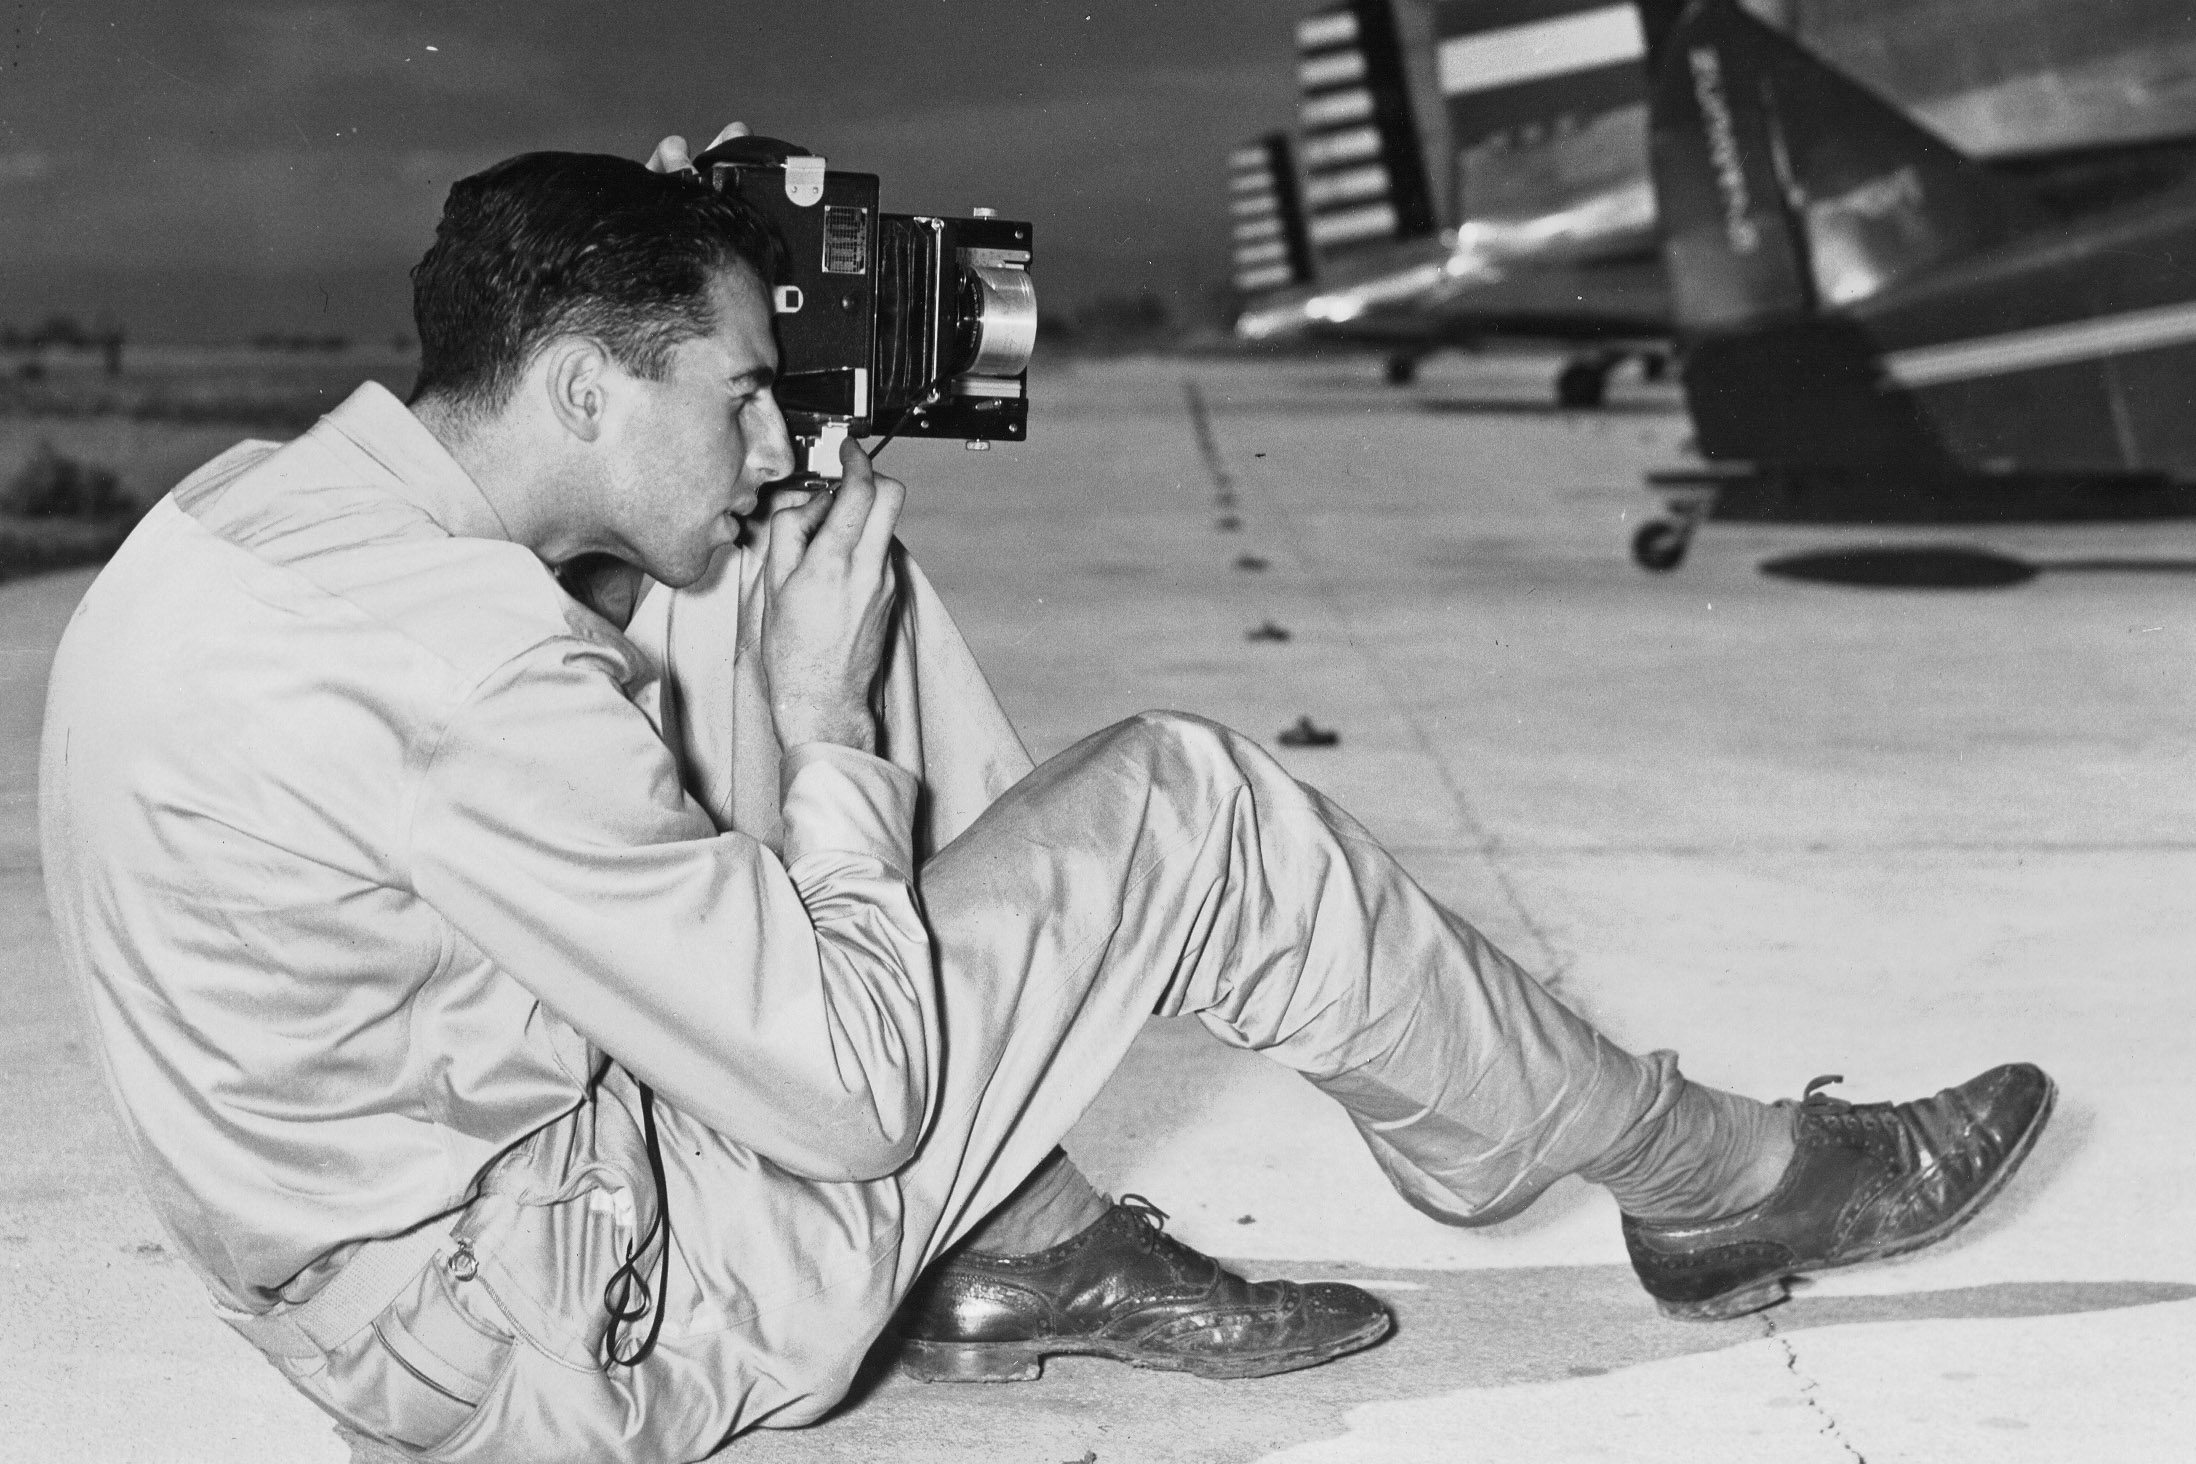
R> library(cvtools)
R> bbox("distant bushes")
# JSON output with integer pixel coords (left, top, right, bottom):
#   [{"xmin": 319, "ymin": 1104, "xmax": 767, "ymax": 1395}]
[
  {"xmin": 0, "ymin": 383, "xmax": 328, "ymax": 430},
  {"xmin": 0, "ymin": 442, "xmax": 140, "ymax": 583},
  {"xmin": 247, "ymin": 332, "xmax": 352, "ymax": 353},
  {"xmin": 4, "ymin": 314, "xmax": 126, "ymax": 380},
  {"xmin": 2, "ymin": 440, "xmax": 128, "ymax": 518},
  {"xmin": 1, "ymin": 314, "xmax": 116, "ymax": 351}
]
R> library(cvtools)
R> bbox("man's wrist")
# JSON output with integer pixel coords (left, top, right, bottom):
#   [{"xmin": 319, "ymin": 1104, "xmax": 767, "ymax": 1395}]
[{"xmin": 774, "ymin": 707, "xmax": 877, "ymax": 755}]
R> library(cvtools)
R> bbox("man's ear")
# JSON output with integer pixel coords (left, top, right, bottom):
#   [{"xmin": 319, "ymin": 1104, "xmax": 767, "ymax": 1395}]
[{"xmin": 542, "ymin": 337, "xmax": 613, "ymax": 443}]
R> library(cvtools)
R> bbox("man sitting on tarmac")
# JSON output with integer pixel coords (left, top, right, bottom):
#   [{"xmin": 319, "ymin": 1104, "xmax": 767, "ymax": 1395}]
[{"xmin": 39, "ymin": 127, "xmax": 2055, "ymax": 1464}]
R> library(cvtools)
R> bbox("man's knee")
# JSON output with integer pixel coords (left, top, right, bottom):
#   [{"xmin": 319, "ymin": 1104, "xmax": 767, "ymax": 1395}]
[{"xmin": 1111, "ymin": 709, "xmax": 1250, "ymax": 783}]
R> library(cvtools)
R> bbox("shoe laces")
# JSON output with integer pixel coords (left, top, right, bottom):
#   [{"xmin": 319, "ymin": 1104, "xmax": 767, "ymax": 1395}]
[
  {"xmin": 1116, "ymin": 1193, "xmax": 1171, "ymax": 1251},
  {"xmin": 1113, "ymin": 1193, "xmax": 1222, "ymax": 1281},
  {"xmin": 1799, "ymin": 1074, "xmax": 1918, "ymax": 1164}
]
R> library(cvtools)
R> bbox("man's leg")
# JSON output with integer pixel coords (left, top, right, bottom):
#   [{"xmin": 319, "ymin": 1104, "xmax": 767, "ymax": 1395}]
[
  {"xmin": 882, "ymin": 711, "xmax": 2046, "ymax": 1371},
  {"xmin": 951, "ymin": 1148, "xmax": 1110, "ymax": 1256},
  {"xmin": 872, "ymin": 712, "xmax": 1793, "ymax": 1384},
  {"xmin": 886, "ymin": 713, "xmax": 1780, "ymax": 1266}
]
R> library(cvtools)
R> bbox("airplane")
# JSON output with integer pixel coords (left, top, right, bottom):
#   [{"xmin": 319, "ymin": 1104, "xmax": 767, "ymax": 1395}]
[
  {"xmin": 1230, "ymin": 0, "xmax": 1674, "ymax": 409},
  {"xmin": 1625, "ymin": 0, "xmax": 2196, "ymax": 570},
  {"xmin": 1231, "ymin": 0, "xmax": 2196, "ymax": 413}
]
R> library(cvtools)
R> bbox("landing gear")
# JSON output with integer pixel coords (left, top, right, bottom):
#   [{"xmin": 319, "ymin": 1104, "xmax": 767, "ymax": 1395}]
[
  {"xmin": 1384, "ymin": 352, "xmax": 1421, "ymax": 387},
  {"xmin": 1633, "ymin": 465, "xmax": 1746, "ymax": 572},
  {"xmin": 1555, "ymin": 348, "xmax": 1675, "ymax": 407},
  {"xmin": 1630, "ymin": 518, "xmax": 1692, "ymax": 571},
  {"xmin": 1555, "ymin": 355, "xmax": 1611, "ymax": 409}
]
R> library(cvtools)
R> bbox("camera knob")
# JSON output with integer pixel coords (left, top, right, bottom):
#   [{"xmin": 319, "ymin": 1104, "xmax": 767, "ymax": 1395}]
[{"xmin": 972, "ymin": 206, "xmax": 999, "ymax": 218}]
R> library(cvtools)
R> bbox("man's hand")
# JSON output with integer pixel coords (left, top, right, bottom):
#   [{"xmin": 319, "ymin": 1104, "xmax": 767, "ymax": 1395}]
[
  {"xmin": 646, "ymin": 122, "xmax": 750, "ymax": 174},
  {"xmin": 762, "ymin": 440, "xmax": 904, "ymax": 754}
]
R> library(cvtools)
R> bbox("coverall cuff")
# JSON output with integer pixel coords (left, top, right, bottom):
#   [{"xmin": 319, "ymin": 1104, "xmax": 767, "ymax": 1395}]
[{"xmin": 779, "ymin": 741, "xmax": 921, "ymax": 877}]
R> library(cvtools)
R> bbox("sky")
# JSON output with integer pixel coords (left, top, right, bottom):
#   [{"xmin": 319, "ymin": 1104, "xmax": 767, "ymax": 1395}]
[{"xmin": 0, "ymin": 1, "xmax": 1305, "ymax": 342}]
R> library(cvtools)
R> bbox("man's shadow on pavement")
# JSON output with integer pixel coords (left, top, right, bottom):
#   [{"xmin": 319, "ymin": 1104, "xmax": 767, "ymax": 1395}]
[{"xmin": 783, "ymin": 1268, "xmax": 2191, "ymax": 1464}]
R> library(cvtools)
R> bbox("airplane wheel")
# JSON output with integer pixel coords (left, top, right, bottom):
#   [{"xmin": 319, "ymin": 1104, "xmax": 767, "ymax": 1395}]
[
  {"xmin": 1384, "ymin": 353, "xmax": 1420, "ymax": 386},
  {"xmin": 1556, "ymin": 358, "xmax": 1609, "ymax": 409},
  {"xmin": 1631, "ymin": 519, "xmax": 1690, "ymax": 571}
]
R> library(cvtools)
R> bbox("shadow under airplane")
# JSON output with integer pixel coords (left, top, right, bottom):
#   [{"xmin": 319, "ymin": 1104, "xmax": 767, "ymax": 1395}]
[{"xmin": 1759, "ymin": 543, "xmax": 2196, "ymax": 588}]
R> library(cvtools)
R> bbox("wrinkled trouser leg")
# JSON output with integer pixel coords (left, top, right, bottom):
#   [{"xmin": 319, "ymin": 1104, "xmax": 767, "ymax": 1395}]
[
  {"xmin": 888, "ymin": 711, "xmax": 1687, "ymax": 1285},
  {"xmin": 383, "ymin": 713, "xmax": 1725, "ymax": 1463}
]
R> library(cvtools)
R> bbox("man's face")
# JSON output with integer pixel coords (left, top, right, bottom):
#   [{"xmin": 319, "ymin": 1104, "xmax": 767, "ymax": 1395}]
[{"xmin": 597, "ymin": 264, "xmax": 795, "ymax": 587}]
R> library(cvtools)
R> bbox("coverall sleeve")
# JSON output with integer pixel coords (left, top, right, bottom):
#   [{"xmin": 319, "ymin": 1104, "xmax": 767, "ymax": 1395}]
[{"xmin": 409, "ymin": 634, "xmax": 941, "ymax": 1182}]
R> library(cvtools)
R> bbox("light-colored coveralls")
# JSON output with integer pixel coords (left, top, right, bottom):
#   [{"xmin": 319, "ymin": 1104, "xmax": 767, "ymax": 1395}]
[{"xmin": 40, "ymin": 384, "xmax": 1766, "ymax": 1463}]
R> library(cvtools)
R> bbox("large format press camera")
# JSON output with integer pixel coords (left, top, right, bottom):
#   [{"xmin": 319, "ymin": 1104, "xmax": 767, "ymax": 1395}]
[{"xmin": 693, "ymin": 136, "xmax": 1036, "ymax": 479}]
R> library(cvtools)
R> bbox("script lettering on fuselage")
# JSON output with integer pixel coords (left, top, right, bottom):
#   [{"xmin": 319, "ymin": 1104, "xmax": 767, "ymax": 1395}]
[{"xmin": 1688, "ymin": 46, "xmax": 1759, "ymax": 254}]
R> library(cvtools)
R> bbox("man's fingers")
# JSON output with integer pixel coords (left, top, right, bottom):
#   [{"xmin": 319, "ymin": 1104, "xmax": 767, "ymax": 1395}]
[
  {"xmin": 646, "ymin": 125, "xmax": 748, "ymax": 175},
  {"xmin": 783, "ymin": 486, "xmax": 836, "ymax": 545},
  {"xmin": 646, "ymin": 135, "xmax": 691, "ymax": 174},
  {"xmin": 815, "ymin": 470, "xmax": 876, "ymax": 552},
  {"xmin": 765, "ymin": 489, "xmax": 835, "ymax": 589},
  {"xmin": 769, "ymin": 441, "xmax": 899, "ymax": 593},
  {"xmin": 854, "ymin": 474, "xmax": 905, "ymax": 570},
  {"xmin": 833, "ymin": 439, "xmax": 904, "ymax": 570}
]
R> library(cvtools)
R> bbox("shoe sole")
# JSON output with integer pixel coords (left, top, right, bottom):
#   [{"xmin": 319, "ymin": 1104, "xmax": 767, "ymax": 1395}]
[
  {"xmin": 900, "ymin": 1310, "xmax": 1395, "ymax": 1384},
  {"xmin": 1659, "ymin": 1073, "xmax": 2059, "ymax": 1322}
]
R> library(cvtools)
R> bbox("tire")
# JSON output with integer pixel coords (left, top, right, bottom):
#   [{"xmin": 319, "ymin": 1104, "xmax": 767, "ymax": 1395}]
[
  {"xmin": 1555, "ymin": 359, "xmax": 1608, "ymax": 409},
  {"xmin": 1631, "ymin": 520, "xmax": 1690, "ymax": 571}
]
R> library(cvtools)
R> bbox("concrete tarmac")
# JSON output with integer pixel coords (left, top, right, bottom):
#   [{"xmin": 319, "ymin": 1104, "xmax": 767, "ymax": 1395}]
[{"xmin": 5, "ymin": 351, "xmax": 2193, "ymax": 1461}]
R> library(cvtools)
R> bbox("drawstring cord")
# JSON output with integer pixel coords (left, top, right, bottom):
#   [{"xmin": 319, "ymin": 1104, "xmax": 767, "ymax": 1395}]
[
  {"xmin": 602, "ymin": 1081, "xmax": 672, "ymax": 1368},
  {"xmin": 549, "ymin": 557, "xmax": 676, "ymax": 1369}
]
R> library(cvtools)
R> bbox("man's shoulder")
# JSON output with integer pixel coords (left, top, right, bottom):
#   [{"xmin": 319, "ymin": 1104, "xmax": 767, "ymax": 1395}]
[{"xmin": 147, "ymin": 431, "xmax": 616, "ymax": 695}]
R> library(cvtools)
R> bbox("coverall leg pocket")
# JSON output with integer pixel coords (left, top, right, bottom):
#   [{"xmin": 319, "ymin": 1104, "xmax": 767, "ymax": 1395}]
[{"xmin": 322, "ymin": 1250, "xmax": 518, "ymax": 1454}]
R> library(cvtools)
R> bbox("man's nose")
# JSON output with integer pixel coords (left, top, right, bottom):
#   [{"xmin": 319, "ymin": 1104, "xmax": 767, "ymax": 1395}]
[{"xmin": 749, "ymin": 399, "xmax": 796, "ymax": 484}]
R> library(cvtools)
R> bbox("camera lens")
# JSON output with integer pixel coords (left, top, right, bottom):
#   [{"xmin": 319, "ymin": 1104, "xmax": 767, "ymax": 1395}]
[{"xmin": 953, "ymin": 264, "xmax": 1037, "ymax": 379}]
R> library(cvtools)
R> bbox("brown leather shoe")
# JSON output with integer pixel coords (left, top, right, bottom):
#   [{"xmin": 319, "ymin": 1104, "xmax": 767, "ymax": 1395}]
[
  {"xmin": 897, "ymin": 1196, "xmax": 1393, "ymax": 1382},
  {"xmin": 1623, "ymin": 1063, "xmax": 2056, "ymax": 1321}
]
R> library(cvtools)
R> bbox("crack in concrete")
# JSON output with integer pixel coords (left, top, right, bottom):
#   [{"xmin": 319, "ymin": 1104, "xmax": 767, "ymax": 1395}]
[
  {"xmin": 1179, "ymin": 377, "xmax": 1572, "ymax": 987},
  {"xmin": 1763, "ymin": 1313, "xmax": 1868, "ymax": 1463},
  {"xmin": 1391, "ymin": 837, "xmax": 2196, "ymax": 858}
]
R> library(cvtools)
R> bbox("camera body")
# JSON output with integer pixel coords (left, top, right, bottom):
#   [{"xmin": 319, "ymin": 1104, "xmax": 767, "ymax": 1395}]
[{"xmin": 694, "ymin": 136, "xmax": 1035, "ymax": 476}]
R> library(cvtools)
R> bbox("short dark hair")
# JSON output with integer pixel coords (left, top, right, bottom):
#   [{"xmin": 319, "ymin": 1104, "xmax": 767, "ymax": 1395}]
[{"xmin": 407, "ymin": 151, "xmax": 785, "ymax": 412}]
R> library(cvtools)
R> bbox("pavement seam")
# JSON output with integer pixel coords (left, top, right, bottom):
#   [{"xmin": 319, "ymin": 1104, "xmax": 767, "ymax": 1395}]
[
  {"xmin": 1180, "ymin": 376, "xmax": 1572, "ymax": 988},
  {"xmin": 1762, "ymin": 1313, "xmax": 1869, "ymax": 1464}
]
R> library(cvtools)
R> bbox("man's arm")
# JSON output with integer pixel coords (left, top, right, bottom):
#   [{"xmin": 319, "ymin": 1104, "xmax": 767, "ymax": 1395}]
[
  {"xmin": 759, "ymin": 441, "xmax": 906, "ymax": 753},
  {"xmin": 409, "ymin": 617, "xmax": 937, "ymax": 1183}
]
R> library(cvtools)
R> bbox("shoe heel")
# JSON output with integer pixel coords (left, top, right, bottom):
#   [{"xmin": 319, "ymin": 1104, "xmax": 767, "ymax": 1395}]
[
  {"xmin": 899, "ymin": 1340, "xmax": 1046, "ymax": 1384},
  {"xmin": 1656, "ymin": 1276, "xmax": 1788, "ymax": 1322}
]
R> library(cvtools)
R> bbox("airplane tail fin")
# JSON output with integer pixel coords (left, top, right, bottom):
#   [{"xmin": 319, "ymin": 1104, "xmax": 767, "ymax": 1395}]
[
  {"xmin": 1291, "ymin": 0, "xmax": 1441, "ymax": 265},
  {"xmin": 1229, "ymin": 134, "xmax": 1317, "ymax": 297},
  {"xmin": 1431, "ymin": 0, "xmax": 1653, "ymax": 226},
  {"xmin": 1641, "ymin": 0, "xmax": 2042, "ymax": 335}
]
